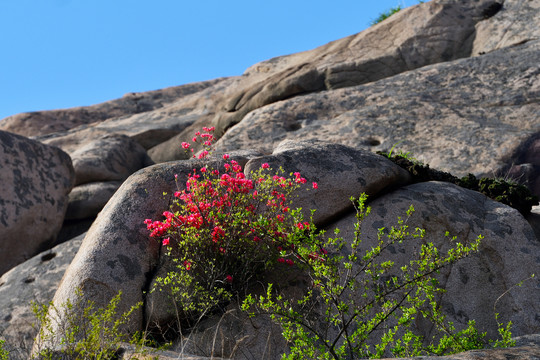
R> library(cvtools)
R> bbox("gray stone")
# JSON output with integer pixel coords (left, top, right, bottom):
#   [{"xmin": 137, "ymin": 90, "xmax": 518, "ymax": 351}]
[
  {"xmin": 214, "ymin": 39, "xmax": 540, "ymax": 179},
  {"xmin": 0, "ymin": 234, "xmax": 84, "ymax": 360},
  {"xmin": 0, "ymin": 130, "xmax": 75, "ymax": 276},
  {"xmin": 66, "ymin": 181, "xmax": 122, "ymax": 220},
  {"xmin": 243, "ymin": 140, "xmax": 411, "ymax": 225},
  {"xmin": 329, "ymin": 182, "xmax": 540, "ymax": 341},
  {"xmin": 70, "ymin": 134, "xmax": 154, "ymax": 185},
  {"xmin": 473, "ymin": 0, "xmax": 540, "ymax": 56}
]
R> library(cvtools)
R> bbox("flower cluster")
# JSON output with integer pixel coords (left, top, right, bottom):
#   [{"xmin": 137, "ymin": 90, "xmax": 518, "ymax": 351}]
[{"xmin": 145, "ymin": 127, "xmax": 321, "ymax": 315}]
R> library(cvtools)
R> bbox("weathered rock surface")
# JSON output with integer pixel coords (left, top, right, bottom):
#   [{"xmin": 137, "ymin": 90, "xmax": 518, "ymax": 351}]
[
  {"xmin": 244, "ymin": 140, "xmax": 411, "ymax": 225},
  {"xmin": 0, "ymin": 79, "xmax": 222, "ymax": 138},
  {"xmin": 213, "ymin": 38, "xmax": 540, "ymax": 180},
  {"xmin": 473, "ymin": 0, "xmax": 540, "ymax": 55},
  {"xmin": 0, "ymin": 130, "xmax": 75, "ymax": 276},
  {"xmin": 0, "ymin": 234, "xmax": 84, "ymax": 360},
  {"xmin": 149, "ymin": 0, "xmax": 502, "ymax": 163},
  {"xmin": 330, "ymin": 182, "xmax": 540, "ymax": 340},
  {"xmin": 70, "ymin": 134, "xmax": 153, "ymax": 186}
]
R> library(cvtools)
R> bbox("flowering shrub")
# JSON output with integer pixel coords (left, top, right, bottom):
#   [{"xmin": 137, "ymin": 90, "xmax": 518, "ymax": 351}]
[
  {"xmin": 145, "ymin": 127, "xmax": 318, "ymax": 323},
  {"xmin": 145, "ymin": 127, "xmax": 513, "ymax": 359}
]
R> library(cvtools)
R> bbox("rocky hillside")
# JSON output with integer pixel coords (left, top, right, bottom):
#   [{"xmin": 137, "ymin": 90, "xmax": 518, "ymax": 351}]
[{"xmin": 1, "ymin": 0, "xmax": 539, "ymax": 359}]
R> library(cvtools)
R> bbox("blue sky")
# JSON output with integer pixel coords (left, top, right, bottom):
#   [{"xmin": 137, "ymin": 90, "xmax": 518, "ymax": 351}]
[{"xmin": 0, "ymin": 1, "xmax": 424, "ymax": 120}]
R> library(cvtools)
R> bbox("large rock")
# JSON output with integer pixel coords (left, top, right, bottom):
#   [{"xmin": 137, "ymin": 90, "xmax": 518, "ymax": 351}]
[
  {"xmin": 243, "ymin": 140, "xmax": 411, "ymax": 225},
  {"xmin": 48, "ymin": 151, "xmax": 263, "ymax": 344},
  {"xmin": 69, "ymin": 134, "xmax": 153, "ymax": 186},
  {"xmin": 213, "ymin": 38, "xmax": 540, "ymax": 179},
  {"xmin": 149, "ymin": 0, "xmax": 499, "ymax": 163},
  {"xmin": 330, "ymin": 181, "xmax": 540, "ymax": 340},
  {"xmin": 0, "ymin": 131, "xmax": 75, "ymax": 276},
  {"xmin": 0, "ymin": 79, "xmax": 222, "ymax": 138},
  {"xmin": 0, "ymin": 234, "xmax": 84, "ymax": 360}
]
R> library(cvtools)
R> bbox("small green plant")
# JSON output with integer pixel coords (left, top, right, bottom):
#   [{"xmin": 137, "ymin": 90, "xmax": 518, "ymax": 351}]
[
  {"xmin": 31, "ymin": 289, "xmax": 151, "ymax": 359},
  {"xmin": 242, "ymin": 194, "xmax": 497, "ymax": 359},
  {"xmin": 371, "ymin": 4, "xmax": 403, "ymax": 26},
  {"xmin": 370, "ymin": 1, "xmax": 427, "ymax": 26},
  {"xmin": 0, "ymin": 339, "xmax": 9, "ymax": 360},
  {"xmin": 383, "ymin": 141, "xmax": 420, "ymax": 164}
]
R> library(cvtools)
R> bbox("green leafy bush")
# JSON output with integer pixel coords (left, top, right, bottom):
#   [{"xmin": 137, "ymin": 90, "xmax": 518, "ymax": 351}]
[{"xmin": 242, "ymin": 194, "xmax": 491, "ymax": 359}]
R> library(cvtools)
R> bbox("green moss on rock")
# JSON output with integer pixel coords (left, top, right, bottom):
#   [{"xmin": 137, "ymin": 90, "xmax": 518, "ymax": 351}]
[{"xmin": 379, "ymin": 153, "xmax": 539, "ymax": 215}]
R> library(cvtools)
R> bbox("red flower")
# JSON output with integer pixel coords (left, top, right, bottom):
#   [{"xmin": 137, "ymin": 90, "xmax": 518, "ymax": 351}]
[
  {"xmin": 312, "ymin": 182, "xmax": 318, "ymax": 189},
  {"xmin": 225, "ymin": 275, "xmax": 233, "ymax": 283},
  {"xmin": 261, "ymin": 163, "xmax": 270, "ymax": 169},
  {"xmin": 223, "ymin": 154, "xmax": 230, "ymax": 160},
  {"xmin": 162, "ymin": 238, "xmax": 170, "ymax": 246},
  {"xmin": 181, "ymin": 142, "xmax": 190, "ymax": 149}
]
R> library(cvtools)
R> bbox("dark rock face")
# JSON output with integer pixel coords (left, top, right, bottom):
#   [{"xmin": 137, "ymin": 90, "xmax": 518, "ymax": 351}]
[{"xmin": 0, "ymin": 131, "xmax": 75, "ymax": 276}]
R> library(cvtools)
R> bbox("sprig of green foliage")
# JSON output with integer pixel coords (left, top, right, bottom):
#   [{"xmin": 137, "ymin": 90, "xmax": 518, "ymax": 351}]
[
  {"xmin": 0, "ymin": 339, "xmax": 8, "ymax": 360},
  {"xmin": 31, "ymin": 289, "xmax": 153, "ymax": 359}
]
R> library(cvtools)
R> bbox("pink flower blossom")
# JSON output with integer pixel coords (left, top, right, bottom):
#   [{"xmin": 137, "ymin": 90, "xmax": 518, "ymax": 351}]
[
  {"xmin": 312, "ymin": 182, "xmax": 318, "ymax": 189},
  {"xmin": 261, "ymin": 163, "xmax": 270, "ymax": 169},
  {"xmin": 225, "ymin": 275, "xmax": 233, "ymax": 283},
  {"xmin": 198, "ymin": 150, "xmax": 209, "ymax": 159},
  {"xmin": 162, "ymin": 238, "xmax": 170, "ymax": 246},
  {"xmin": 181, "ymin": 142, "xmax": 190, "ymax": 149}
]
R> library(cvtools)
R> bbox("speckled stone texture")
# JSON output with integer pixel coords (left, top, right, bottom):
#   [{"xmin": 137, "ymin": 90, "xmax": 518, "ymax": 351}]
[{"xmin": 0, "ymin": 130, "xmax": 75, "ymax": 275}]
